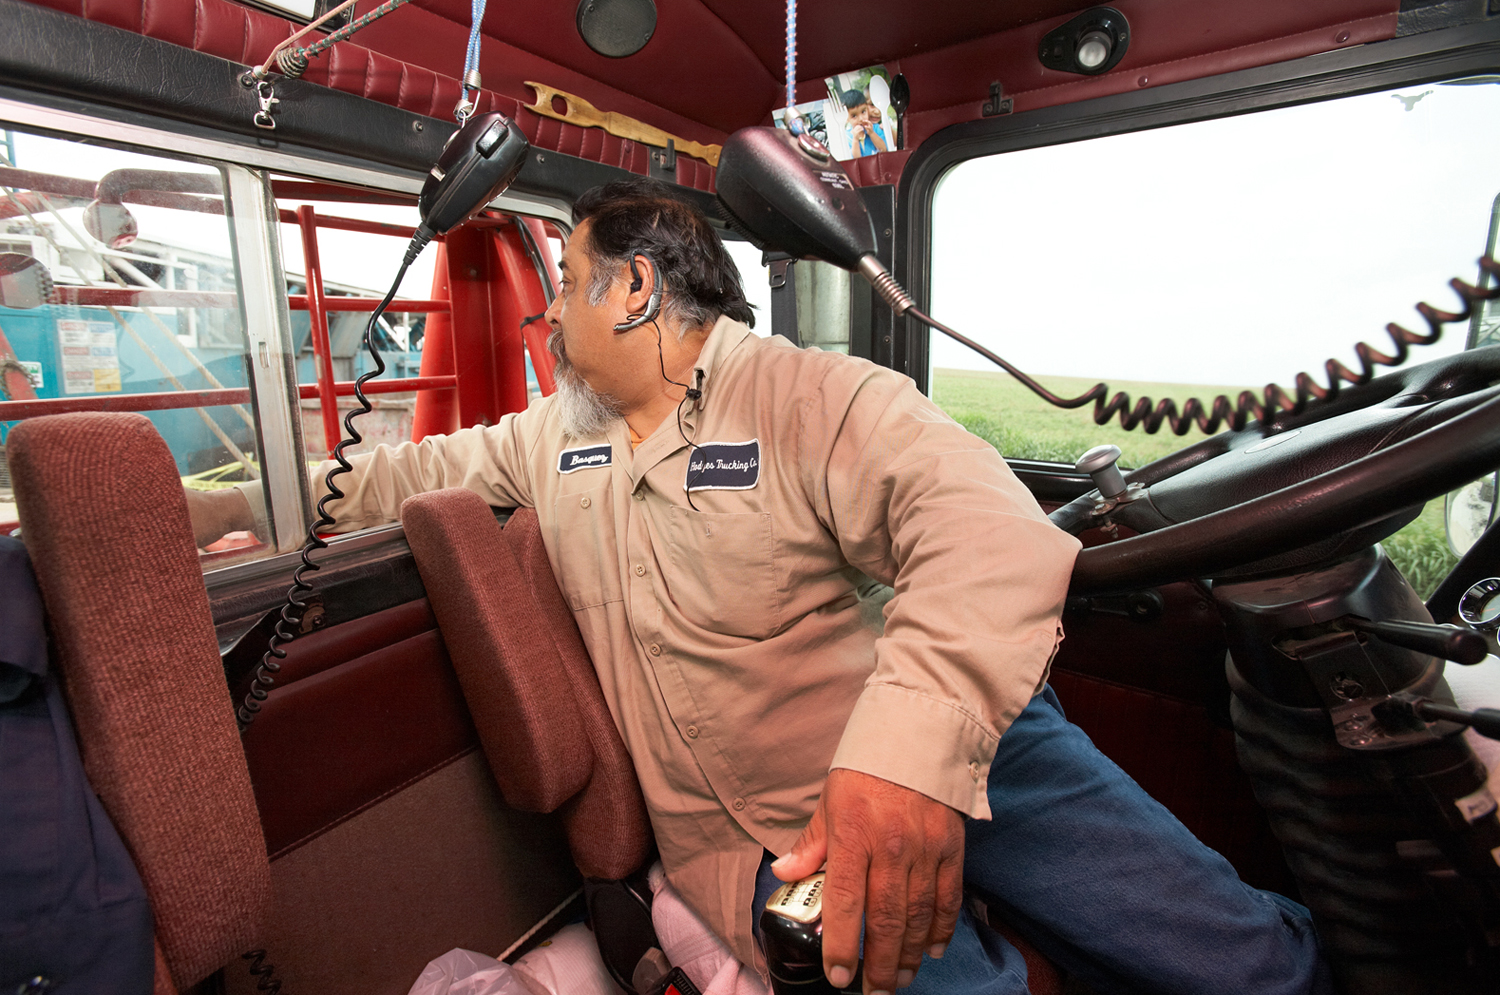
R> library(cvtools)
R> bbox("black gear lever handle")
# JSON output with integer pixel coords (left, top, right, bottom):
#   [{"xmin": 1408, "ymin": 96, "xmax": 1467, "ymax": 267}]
[
  {"xmin": 1374, "ymin": 695, "xmax": 1500, "ymax": 741},
  {"xmin": 1413, "ymin": 699, "xmax": 1500, "ymax": 740},
  {"xmin": 1338, "ymin": 615, "xmax": 1490, "ymax": 666}
]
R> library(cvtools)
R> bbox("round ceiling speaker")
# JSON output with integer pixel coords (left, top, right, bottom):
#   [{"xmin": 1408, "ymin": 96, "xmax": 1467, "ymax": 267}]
[{"xmin": 577, "ymin": 0, "xmax": 657, "ymax": 58}]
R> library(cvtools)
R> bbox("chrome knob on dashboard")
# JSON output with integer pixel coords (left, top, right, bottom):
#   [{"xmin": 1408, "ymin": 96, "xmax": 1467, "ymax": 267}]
[{"xmin": 1076, "ymin": 444, "xmax": 1127, "ymax": 500}]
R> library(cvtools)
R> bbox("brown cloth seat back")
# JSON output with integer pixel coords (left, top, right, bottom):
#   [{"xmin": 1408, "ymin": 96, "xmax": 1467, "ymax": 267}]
[
  {"xmin": 8, "ymin": 412, "xmax": 272, "ymax": 994},
  {"xmin": 402, "ymin": 489, "xmax": 651, "ymax": 879}
]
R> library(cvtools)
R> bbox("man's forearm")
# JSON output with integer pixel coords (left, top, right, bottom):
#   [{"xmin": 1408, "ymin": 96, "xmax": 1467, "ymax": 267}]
[{"xmin": 184, "ymin": 486, "xmax": 256, "ymax": 547}]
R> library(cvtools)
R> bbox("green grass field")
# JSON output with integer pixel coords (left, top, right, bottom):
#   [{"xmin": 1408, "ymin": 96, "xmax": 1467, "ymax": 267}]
[{"xmin": 931, "ymin": 367, "xmax": 1459, "ymax": 598}]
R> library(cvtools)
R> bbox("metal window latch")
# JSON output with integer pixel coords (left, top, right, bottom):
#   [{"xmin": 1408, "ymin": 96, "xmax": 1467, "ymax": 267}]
[
  {"xmin": 982, "ymin": 81, "xmax": 1013, "ymax": 117},
  {"xmin": 252, "ymin": 79, "xmax": 280, "ymax": 131}
]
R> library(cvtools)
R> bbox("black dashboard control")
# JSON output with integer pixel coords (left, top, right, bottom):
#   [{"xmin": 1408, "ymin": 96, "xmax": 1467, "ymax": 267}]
[{"xmin": 1340, "ymin": 615, "xmax": 1489, "ymax": 666}]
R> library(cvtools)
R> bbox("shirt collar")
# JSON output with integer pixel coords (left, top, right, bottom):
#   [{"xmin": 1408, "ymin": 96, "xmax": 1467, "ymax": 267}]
[{"xmin": 690, "ymin": 315, "xmax": 754, "ymax": 411}]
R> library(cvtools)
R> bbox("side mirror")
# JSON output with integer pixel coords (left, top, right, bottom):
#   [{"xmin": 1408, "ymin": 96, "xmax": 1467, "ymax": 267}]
[
  {"xmin": 1446, "ymin": 470, "xmax": 1498, "ymax": 556},
  {"xmin": 0, "ymin": 252, "xmax": 55, "ymax": 309}
]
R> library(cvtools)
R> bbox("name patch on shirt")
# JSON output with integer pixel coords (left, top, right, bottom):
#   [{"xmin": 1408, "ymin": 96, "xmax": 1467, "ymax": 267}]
[
  {"xmin": 558, "ymin": 444, "xmax": 613, "ymax": 474},
  {"xmin": 685, "ymin": 439, "xmax": 760, "ymax": 492}
]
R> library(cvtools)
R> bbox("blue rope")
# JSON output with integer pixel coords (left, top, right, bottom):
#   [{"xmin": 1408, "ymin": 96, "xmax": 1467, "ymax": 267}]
[
  {"xmin": 785, "ymin": 0, "xmax": 797, "ymax": 111},
  {"xmin": 458, "ymin": 0, "xmax": 488, "ymax": 119}
]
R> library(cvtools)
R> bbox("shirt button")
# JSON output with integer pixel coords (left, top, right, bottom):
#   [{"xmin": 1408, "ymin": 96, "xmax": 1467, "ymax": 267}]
[
  {"xmin": 579, "ymin": 496, "xmax": 591, "ymax": 508},
  {"xmin": 635, "ymin": 563, "xmax": 646, "ymax": 576},
  {"xmin": 649, "ymin": 643, "xmax": 662, "ymax": 656},
  {"xmin": 686, "ymin": 725, "xmax": 699, "ymax": 739},
  {"xmin": 733, "ymin": 797, "xmax": 746, "ymax": 811},
  {"xmin": 633, "ymin": 490, "xmax": 645, "ymax": 501},
  {"xmin": 968, "ymin": 761, "xmax": 982, "ymax": 780}
]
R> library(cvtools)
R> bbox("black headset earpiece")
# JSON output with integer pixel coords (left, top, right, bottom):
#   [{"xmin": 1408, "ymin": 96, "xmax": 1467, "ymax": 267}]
[{"xmin": 614, "ymin": 253, "xmax": 663, "ymax": 333}]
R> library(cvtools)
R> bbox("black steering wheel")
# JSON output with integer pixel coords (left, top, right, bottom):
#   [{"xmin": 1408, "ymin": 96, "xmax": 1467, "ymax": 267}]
[{"xmin": 1058, "ymin": 347, "xmax": 1500, "ymax": 596}]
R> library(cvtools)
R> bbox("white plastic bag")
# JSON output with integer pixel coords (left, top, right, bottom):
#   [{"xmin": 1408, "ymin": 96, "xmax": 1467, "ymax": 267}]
[
  {"xmin": 407, "ymin": 948, "xmax": 533, "ymax": 995},
  {"xmin": 512, "ymin": 923, "xmax": 624, "ymax": 995}
]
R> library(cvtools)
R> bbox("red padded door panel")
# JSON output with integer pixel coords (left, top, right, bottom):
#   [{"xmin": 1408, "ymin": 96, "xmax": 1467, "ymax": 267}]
[{"xmin": 242, "ymin": 620, "xmax": 479, "ymax": 858}]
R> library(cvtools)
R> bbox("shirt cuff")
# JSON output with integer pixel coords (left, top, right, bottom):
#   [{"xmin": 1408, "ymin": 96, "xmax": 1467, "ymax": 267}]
[
  {"xmin": 829, "ymin": 683, "xmax": 1001, "ymax": 820},
  {"xmin": 233, "ymin": 480, "xmax": 271, "ymax": 541}
]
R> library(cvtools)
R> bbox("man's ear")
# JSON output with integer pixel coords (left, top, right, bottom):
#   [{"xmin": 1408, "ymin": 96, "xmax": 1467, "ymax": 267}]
[
  {"xmin": 614, "ymin": 254, "xmax": 663, "ymax": 333},
  {"xmin": 624, "ymin": 254, "xmax": 653, "ymax": 312}
]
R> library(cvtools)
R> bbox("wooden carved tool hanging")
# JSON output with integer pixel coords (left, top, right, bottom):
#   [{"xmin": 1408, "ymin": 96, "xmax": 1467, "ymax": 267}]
[{"xmin": 524, "ymin": 82, "xmax": 721, "ymax": 166}]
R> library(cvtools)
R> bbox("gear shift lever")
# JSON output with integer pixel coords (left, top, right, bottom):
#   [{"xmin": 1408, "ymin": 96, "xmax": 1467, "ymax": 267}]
[{"xmin": 1075, "ymin": 444, "xmax": 1127, "ymax": 500}]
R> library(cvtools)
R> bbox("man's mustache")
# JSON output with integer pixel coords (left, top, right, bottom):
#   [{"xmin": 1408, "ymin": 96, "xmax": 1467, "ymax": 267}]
[{"xmin": 547, "ymin": 327, "xmax": 566, "ymax": 362}]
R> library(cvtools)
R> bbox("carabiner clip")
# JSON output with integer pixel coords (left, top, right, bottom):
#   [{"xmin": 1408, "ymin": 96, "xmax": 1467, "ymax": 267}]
[{"xmin": 253, "ymin": 79, "xmax": 280, "ymax": 131}]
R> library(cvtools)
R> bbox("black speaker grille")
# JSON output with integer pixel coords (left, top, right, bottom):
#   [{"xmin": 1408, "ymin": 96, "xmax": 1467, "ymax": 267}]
[{"xmin": 576, "ymin": 0, "xmax": 657, "ymax": 58}]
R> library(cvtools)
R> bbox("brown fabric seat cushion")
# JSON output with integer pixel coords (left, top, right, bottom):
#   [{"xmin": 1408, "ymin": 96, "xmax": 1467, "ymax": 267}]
[
  {"xmin": 500, "ymin": 506, "xmax": 651, "ymax": 881},
  {"xmin": 8, "ymin": 412, "xmax": 272, "ymax": 992},
  {"xmin": 402, "ymin": 491, "xmax": 650, "ymax": 879},
  {"xmin": 401, "ymin": 488, "xmax": 593, "ymax": 812}
]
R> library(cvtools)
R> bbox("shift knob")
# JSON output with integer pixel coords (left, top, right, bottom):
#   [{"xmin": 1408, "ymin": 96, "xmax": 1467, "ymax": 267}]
[{"xmin": 1076, "ymin": 444, "xmax": 1127, "ymax": 499}]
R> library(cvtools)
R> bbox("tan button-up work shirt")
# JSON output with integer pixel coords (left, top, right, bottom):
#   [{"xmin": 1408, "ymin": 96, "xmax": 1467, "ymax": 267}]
[{"xmin": 268, "ymin": 317, "xmax": 1080, "ymax": 966}]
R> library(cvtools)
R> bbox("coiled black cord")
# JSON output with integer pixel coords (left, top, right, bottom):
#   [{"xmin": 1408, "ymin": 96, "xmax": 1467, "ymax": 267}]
[
  {"xmin": 237, "ymin": 233, "xmax": 429, "ymax": 732},
  {"xmin": 242, "ymin": 949, "xmax": 282, "ymax": 993},
  {"xmin": 909, "ymin": 255, "xmax": 1500, "ymax": 436}
]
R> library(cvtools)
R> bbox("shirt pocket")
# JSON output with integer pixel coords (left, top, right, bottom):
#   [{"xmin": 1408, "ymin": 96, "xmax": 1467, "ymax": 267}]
[
  {"xmin": 664, "ymin": 508, "xmax": 780, "ymax": 639},
  {"xmin": 551, "ymin": 484, "xmax": 624, "ymax": 610}
]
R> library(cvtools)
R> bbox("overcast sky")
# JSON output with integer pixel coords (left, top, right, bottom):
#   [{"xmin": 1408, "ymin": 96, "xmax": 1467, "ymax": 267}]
[{"xmin": 929, "ymin": 79, "xmax": 1500, "ymax": 387}]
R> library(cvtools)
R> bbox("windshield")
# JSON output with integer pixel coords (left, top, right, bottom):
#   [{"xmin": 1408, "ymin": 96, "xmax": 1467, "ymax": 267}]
[{"xmin": 929, "ymin": 77, "xmax": 1500, "ymax": 469}]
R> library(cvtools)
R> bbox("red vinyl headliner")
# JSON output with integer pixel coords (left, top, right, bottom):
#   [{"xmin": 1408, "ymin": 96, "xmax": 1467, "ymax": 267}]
[
  {"xmin": 16, "ymin": 0, "xmax": 1402, "ymax": 183},
  {"xmin": 359, "ymin": 0, "xmax": 1400, "ymax": 148}
]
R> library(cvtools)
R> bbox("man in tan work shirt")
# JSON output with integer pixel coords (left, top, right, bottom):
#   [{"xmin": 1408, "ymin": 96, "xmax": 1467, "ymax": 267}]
[{"xmin": 192, "ymin": 179, "xmax": 1329, "ymax": 995}]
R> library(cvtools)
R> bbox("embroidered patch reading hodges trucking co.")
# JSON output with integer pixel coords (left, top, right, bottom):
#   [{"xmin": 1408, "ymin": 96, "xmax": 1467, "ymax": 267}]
[
  {"xmin": 685, "ymin": 439, "xmax": 760, "ymax": 492},
  {"xmin": 558, "ymin": 444, "xmax": 612, "ymax": 474}
]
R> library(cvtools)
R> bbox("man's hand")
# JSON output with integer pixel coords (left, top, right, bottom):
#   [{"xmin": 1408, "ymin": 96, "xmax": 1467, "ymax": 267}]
[
  {"xmin": 772, "ymin": 769, "xmax": 965, "ymax": 994},
  {"xmin": 183, "ymin": 486, "xmax": 255, "ymax": 549}
]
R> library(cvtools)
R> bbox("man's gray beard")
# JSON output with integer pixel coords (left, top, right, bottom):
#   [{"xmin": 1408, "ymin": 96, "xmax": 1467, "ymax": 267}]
[{"xmin": 549, "ymin": 327, "xmax": 623, "ymax": 439}]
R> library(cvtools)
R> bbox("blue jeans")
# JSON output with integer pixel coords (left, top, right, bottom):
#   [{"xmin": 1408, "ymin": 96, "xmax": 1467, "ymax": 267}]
[{"xmin": 753, "ymin": 687, "xmax": 1332, "ymax": 994}]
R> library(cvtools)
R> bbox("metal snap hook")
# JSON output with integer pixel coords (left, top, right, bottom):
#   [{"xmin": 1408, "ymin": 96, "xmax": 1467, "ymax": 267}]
[{"xmin": 253, "ymin": 79, "xmax": 280, "ymax": 130}]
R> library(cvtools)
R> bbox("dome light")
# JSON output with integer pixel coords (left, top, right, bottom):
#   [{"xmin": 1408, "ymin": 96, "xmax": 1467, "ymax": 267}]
[{"xmin": 1039, "ymin": 7, "xmax": 1130, "ymax": 77}]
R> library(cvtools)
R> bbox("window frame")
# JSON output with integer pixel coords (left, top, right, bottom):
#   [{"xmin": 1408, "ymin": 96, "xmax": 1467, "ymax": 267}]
[
  {"xmin": 0, "ymin": 92, "xmax": 573, "ymax": 594},
  {"xmin": 894, "ymin": 18, "xmax": 1500, "ymax": 399}
]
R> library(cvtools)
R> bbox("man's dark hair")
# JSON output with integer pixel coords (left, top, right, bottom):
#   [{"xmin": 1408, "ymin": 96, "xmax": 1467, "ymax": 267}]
[{"xmin": 571, "ymin": 176, "xmax": 755, "ymax": 331}]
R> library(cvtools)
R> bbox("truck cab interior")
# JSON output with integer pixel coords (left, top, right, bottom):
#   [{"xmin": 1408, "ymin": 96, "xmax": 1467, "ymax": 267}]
[{"xmin": 5, "ymin": 1, "xmax": 1500, "ymax": 993}]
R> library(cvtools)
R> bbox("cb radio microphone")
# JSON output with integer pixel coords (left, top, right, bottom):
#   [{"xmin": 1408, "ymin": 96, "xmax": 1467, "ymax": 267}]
[
  {"xmin": 418, "ymin": 111, "xmax": 530, "ymax": 241},
  {"xmin": 714, "ymin": 127, "xmax": 914, "ymax": 317}
]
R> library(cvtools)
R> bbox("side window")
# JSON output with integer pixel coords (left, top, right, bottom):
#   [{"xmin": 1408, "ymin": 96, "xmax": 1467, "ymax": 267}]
[
  {"xmin": 928, "ymin": 78, "xmax": 1500, "ymax": 596},
  {"xmin": 721, "ymin": 238, "xmax": 853, "ymax": 351},
  {"xmin": 0, "ymin": 129, "xmax": 281, "ymax": 567},
  {"xmin": 274, "ymin": 187, "xmax": 444, "ymax": 460},
  {"xmin": 272, "ymin": 179, "xmax": 561, "ymax": 509},
  {"xmin": 722, "ymin": 238, "xmax": 773, "ymax": 338}
]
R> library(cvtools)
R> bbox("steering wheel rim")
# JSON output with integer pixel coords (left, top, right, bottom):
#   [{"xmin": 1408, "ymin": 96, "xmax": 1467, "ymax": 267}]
[{"xmin": 1069, "ymin": 356, "xmax": 1500, "ymax": 596}]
